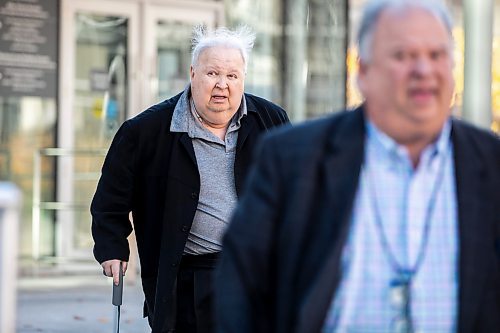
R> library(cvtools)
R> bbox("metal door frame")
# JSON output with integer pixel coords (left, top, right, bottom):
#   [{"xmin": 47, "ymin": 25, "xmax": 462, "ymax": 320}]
[{"xmin": 57, "ymin": 0, "xmax": 140, "ymax": 258}]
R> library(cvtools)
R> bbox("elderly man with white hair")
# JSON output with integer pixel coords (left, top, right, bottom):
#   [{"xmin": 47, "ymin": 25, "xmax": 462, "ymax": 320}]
[{"xmin": 91, "ymin": 25, "xmax": 289, "ymax": 333}]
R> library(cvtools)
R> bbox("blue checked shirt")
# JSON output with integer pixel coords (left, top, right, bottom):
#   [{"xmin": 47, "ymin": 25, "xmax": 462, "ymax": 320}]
[{"xmin": 322, "ymin": 120, "xmax": 458, "ymax": 333}]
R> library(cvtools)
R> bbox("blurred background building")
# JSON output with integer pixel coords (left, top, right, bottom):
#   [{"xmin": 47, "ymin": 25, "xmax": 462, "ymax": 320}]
[{"xmin": 0, "ymin": 0, "xmax": 498, "ymax": 274}]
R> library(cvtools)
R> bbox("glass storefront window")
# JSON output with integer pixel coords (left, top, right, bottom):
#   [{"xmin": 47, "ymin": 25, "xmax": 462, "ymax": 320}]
[{"xmin": 0, "ymin": 96, "xmax": 56, "ymax": 257}]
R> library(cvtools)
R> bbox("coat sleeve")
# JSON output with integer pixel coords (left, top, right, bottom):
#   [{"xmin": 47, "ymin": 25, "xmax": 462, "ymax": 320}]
[
  {"xmin": 215, "ymin": 135, "xmax": 284, "ymax": 333},
  {"xmin": 91, "ymin": 120, "xmax": 136, "ymax": 264}
]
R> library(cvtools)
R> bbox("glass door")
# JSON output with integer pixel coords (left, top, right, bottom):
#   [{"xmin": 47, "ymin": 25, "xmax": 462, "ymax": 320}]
[{"xmin": 57, "ymin": 0, "xmax": 139, "ymax": 259}]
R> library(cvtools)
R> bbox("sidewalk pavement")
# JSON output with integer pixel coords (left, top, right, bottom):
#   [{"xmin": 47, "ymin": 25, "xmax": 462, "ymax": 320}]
[{"xmin": 17, "ymin": 272, "xmax": 150, "ymax": 333}]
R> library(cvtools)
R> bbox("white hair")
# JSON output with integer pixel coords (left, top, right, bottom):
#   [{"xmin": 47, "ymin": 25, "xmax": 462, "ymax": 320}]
[
  {"xmin": 357, "ymin": 0, "xmax": 454, "ymax": 63},
  {"xmin": 191, "ymin": 25, "xmax": 256, "ymax": 72}
]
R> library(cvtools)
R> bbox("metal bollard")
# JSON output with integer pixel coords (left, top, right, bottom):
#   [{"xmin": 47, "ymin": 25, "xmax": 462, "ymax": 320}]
[{"xmin": 0, "ymin": 182, "xmax": 22, "ymax": 333}]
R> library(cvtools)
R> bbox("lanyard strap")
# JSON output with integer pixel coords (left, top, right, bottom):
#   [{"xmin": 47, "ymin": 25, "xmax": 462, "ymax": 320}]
[{"xmin": 365, "ymin": 146, "xmax": 449, "ymax": 277}]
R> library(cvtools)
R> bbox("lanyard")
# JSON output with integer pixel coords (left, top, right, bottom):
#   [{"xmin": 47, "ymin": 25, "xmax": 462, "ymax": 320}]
[
  {"xmin": 364, "ymin": 145, "xmax": 449, "ymax": 332},
  {"xmin": 365, "ymin": 146, "xmax": 449, "ymax": 277}
]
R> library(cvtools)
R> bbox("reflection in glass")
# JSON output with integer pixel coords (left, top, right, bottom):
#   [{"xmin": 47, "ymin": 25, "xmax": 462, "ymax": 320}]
[
  {"xmin": 75, "ymin": 14, "xmax": 128, "ymax": 147},
  {"xmin": 156, "ymin": 20, "xmax": 192, "ymax": 102},
  {"xmin": 72, "ymin": 13, "xmax": 128, "ymax": 251},
  {"xmin": 0, "ymin": 96, "xmax": 56, "ymax": 257}
]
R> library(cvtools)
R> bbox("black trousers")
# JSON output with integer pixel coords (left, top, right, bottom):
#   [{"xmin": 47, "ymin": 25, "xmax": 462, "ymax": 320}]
[{"xmin": 168, "ymin": 253, "xmax": 219, "ymax": 333}]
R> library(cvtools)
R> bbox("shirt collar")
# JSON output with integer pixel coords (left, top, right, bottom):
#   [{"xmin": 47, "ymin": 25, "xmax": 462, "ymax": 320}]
[{"xmin": 366, "ymin": 118, "xmax": 452, "ymax": 168}]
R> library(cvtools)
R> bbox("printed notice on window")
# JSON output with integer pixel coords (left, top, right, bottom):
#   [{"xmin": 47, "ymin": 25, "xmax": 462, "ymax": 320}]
[{"xmin": 0, "ymin": 0, "xmax": 57, "ymax": 97}]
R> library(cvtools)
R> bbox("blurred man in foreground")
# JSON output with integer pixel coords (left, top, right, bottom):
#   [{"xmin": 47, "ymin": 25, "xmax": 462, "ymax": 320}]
[{"xmin": 216, "ymin": 1, "xmax": 500, "ymax": 332}]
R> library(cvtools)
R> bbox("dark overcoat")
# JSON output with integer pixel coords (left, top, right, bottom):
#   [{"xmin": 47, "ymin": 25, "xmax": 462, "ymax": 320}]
[
  {"xmin": 91, "ymin": 91, "xmax": 289, "ymax": 332},
  {"xmin": 217, "ymin": 106, "xmax": 500, "ymax": 333}
]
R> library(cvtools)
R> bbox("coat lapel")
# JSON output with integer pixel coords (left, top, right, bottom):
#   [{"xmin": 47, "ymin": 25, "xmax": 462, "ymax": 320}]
[
  {"xmin": 297, "ymin": 107, "xmax": 366, "ymax": 333},
  {"xmin": 234, "ymin": 96, "xmax": 262, "ymax": 195},
  {"xmin": 453, "ymin": 121, "xmax": 490, "ymax": 333},
  {"xmin": 236, "ymin": 96, "xmax": 259, "ymax": 152}
]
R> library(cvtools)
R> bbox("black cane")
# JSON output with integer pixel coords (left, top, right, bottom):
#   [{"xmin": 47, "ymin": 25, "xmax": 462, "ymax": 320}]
[{"xmin": 112, "ymin": 263, "xmax": 124, "ymax": 333}]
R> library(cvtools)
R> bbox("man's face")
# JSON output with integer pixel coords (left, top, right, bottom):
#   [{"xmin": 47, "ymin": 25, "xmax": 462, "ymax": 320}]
[
  {"xmin": 358, "ymin": 7, "xmax": 455, "ymax": 137},
  {"xmin": 190, "ymin": 46, "xmax": 245, "ymax": 129}
]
